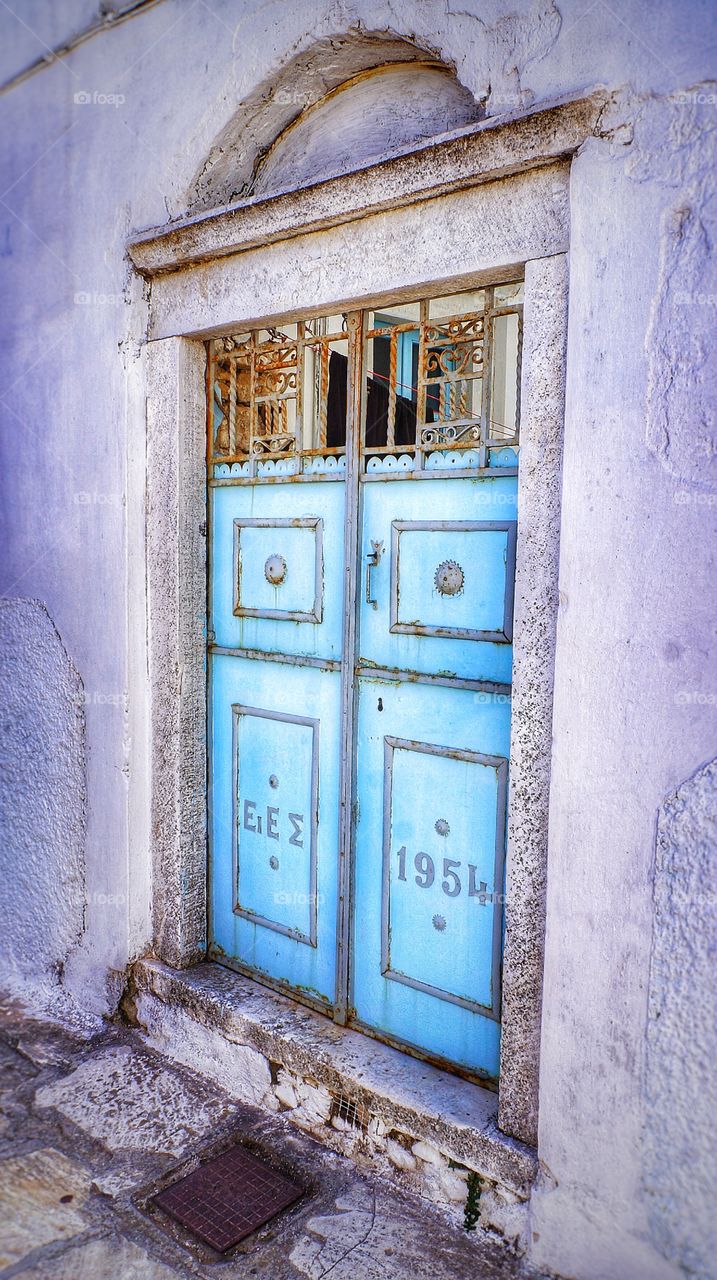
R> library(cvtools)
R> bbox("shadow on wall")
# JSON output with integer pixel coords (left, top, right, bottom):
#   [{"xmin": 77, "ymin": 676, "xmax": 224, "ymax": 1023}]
[{"xmin": 0, "ymin": 598, "xmax": 86, "ymax": 1001}]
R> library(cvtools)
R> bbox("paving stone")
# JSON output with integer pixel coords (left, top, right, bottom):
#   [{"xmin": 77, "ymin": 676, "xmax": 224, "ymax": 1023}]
[
  {"xmin": 289, "ymin": 1185, "xmax": 519, "ymax": 1280},
  {"xmin": 0, "ymin": 1147, "xmax": 92, "ymax": 1268},
  {"xmin": 17, "ymin": 1033, "xmax": 79, "ymax": 1068},
  {"xmin": 0, "ymin": 1039, "xmax": 38, "ymax": 1088},
  {"xmin": 16, "ymin": 1234, "xmax": 181, "ymax": 1279},
  {"xmin": 0, "ymin": 1017, "xmax": 535, "ymax": 1280},
  {"xmin": 34, "ymin": 1044, "xmax": 236, "ymax": 1157}
]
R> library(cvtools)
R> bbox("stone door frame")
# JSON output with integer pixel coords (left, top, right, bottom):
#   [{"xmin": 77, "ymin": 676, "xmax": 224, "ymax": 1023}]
[{"xmin": 130, "ymin": 92, "xmax": 605, "ymax": 1147}]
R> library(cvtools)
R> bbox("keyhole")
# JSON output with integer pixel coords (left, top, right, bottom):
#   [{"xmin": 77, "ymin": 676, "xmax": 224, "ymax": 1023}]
[{"xmin": 377, "ymin": 697, "xmax": 384, "ymax": 712}]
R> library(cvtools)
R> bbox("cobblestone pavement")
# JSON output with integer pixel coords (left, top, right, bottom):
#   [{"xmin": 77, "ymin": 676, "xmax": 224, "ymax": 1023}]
[{"xmin": 0, "ymin": 1001, "xmax": 541, "ymax": 1280}]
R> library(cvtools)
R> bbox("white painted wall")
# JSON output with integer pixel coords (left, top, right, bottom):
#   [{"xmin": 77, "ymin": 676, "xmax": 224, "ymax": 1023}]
[{"xmin": 0, "ymin": 3, "xmax": 715, "ymax": 1278}]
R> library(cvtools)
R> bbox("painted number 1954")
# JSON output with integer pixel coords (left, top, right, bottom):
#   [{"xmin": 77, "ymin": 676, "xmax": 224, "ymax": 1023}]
[{"xmin": 395, "ymin": 846, "xmax": 495, "ymax": 902}]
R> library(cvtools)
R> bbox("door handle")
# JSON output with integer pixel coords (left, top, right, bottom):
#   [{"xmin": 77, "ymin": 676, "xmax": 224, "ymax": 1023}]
[{"xmin": 365, "ymin": 540, "xmax": 384, "ymax": 610}]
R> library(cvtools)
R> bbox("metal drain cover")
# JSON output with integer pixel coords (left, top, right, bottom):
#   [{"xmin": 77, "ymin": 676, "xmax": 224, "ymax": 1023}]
[{"xmin": 151, "ymin": 1144, "xmax": 303, "ymax": 1251}]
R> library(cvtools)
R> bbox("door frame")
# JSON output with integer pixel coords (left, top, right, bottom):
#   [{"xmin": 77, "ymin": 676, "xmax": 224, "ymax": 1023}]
[{"xmin": 133, "ymin": 100, "xmax": 585, "ymax": 1146}]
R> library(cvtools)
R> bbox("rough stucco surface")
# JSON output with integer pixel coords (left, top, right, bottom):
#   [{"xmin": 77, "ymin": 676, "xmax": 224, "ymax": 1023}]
[
  {"xmin": 189, "ymin": 3, "xmax": 562, "ymax": 210},
  {"xmin": 498, "ymin": 254, "xmax": 567, "ymax": 1146},
  {"xmin": 643, "ymin": 758, "xmax": 717, "ymax": 1279},
  {"xmin": 190, "ymin": 30, "xmax": 449, "ymax": 208},
  {"xmin": 146, "ymin": 338, "xmax": 207, "ymax": 967},
  {"xmin": 0, "ymin": 599, "xmax": 86, "ymax": 995},
  {"xmin": 529, "ymin": 86, "xmax": 717, "ymax": 1280},
  {"xmin": 625, "ymin": 84, "xmax": 717, "ymax": 489}
]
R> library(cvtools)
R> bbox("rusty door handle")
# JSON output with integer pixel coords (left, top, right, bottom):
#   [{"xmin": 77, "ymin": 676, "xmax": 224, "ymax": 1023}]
[{"xmin": 365, "ymin": 540, "xmax": 384, "ymax": 609}]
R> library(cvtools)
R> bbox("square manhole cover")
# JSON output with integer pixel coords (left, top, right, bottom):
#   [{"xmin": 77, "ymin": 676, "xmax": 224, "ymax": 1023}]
[{"xmin": 151, "ymin": 1144, "xmax": 304, "ymax": 1252}]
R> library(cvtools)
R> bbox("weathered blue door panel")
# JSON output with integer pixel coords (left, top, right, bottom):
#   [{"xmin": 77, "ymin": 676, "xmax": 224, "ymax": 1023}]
[
  {"xmin": 358, "ymin": 473, "xmax": 517, "ymax": 684},
  {"xmin": 351, "ymin": 677, "xmax": 509, "ymax": 1079},
  {"xmin": 211, "ymin": 481, "xmax": 345, "ymax": 660},
  {"xmin": 209, "ymin": 653, "xmax": 340, "ymax": 1006},
  {"xmin": 351, "ymin": 470, "xmax": 516, "ymax": 1079}
]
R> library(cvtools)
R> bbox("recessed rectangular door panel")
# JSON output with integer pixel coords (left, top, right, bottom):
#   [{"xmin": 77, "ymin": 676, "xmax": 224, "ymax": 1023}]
[
  {"xmin": 358, "ymin": 474, "xmax": 517, "ymax": 683},
  {"xmin": 209, "ymin": 653, "xmax": 340, "ymax": 1007},
  {"xmin": 210, "ymin": 482, "xmax": 345, "ymax": 660},
  {"xmin": 351, "ymin": 678, "xmax": 510, "ymax": 1079}
]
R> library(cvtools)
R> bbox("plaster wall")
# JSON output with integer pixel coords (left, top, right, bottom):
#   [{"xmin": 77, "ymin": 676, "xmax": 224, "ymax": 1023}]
[
  {"xmin": 0, "ymin": 599, "xmax": 86, "ymax": 1003},
  {"xmin": 0, "ymin": 3, "xmax": 716, "ymax": 1279}
]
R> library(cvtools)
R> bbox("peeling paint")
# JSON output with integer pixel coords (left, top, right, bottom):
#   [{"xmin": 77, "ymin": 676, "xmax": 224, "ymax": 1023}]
[
  {"xmin": 621, "ymin": 84, "xmax": 717, "ymax": 486},
  {"xmin": 446, "ymin": 0, "xmax": 562, "ymax": 114}
]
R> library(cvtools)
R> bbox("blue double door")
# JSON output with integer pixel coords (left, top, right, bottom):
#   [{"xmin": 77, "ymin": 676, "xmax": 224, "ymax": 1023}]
[{"xmin": 209, "ymin": 466, "xmax": 516, "ymax": 1081}]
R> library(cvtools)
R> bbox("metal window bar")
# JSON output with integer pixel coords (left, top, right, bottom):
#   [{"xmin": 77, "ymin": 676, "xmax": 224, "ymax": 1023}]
[
  {"xmin": 318, "ymin": 341, "xmax": 330, "ymax": 449},
  {"xmin": 387, "ymin": 328, "xmax": 398, "ymax": 450},
  {"xmin": 485, "ymin": 303, "xmax": 523, "ymax": 449},
  {"xmin": 478, "ymin": 286, "xmax": 494, "ymax": 467}
]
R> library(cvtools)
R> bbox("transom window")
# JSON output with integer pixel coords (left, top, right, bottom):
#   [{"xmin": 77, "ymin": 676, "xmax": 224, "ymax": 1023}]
[{"xmin": 208, "ymin": 281, "xmax": 523, "ymax": 479}]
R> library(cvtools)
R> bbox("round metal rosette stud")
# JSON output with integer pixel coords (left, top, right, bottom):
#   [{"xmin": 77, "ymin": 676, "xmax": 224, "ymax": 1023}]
[
  {"xmin": 264, "ymin": 553, "xmax": 287, "ymax": 586},
  {"xmin": 434, "ymin": 559, "xmax": 464, "ymax": 596}
]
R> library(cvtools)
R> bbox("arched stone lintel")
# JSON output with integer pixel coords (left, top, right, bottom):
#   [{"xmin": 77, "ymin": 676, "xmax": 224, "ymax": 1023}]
[{"xmin": 190, "ymin": 29, "xmax": 481, "ymax": 211}]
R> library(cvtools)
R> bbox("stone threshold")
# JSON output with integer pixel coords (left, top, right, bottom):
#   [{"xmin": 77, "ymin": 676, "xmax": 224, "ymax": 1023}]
[{"xmin": 131, "ymin": 958, "xmax": 537, "ymax": 1204}]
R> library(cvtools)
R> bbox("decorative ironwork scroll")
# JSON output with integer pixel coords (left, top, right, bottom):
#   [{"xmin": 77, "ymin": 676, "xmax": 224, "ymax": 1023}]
[{"xmin": 207, "ymin": 283, "xmax": 522, "ymax": 479}]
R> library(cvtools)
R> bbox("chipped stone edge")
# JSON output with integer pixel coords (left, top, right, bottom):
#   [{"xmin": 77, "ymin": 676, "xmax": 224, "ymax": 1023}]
[{"xmin": 127, "ymin": 90, "xmax": 608, "ymax": 277}]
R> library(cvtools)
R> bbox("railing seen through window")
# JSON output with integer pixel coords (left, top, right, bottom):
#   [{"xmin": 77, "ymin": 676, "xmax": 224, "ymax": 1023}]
[{"xmin": 208, "ymin": 282, "xmax": 522, "ymax": 478}]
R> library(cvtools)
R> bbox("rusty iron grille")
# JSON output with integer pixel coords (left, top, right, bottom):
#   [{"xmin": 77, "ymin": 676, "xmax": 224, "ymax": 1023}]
[
  {"xmin": 363, "ymin": 285, "xmax": 522, "ymax": 471},
  {"xmin": 208, "ymin": 316, "xmax": 350, "ymax": 474},
  {"xmin": 151, "ymin": 1144, "xmax": 304, "ymax": 1252},
  {"xmin": 330, "ymin": 1093, "xmax": 371, "ymax": 1131},
  {"xmin": 207, "ymin": 282, "xmax": 522, "ymax": 480}
]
